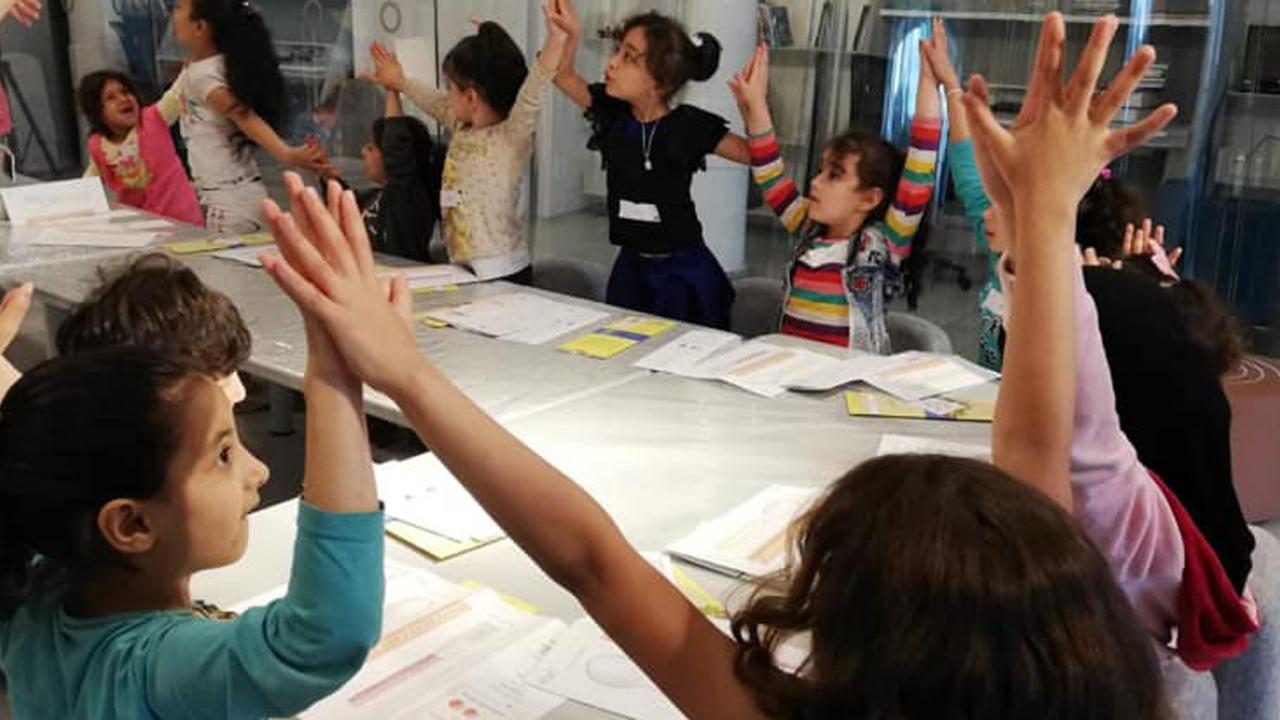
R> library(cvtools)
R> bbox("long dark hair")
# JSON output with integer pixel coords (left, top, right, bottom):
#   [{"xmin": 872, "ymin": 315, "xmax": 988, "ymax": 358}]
[
  {"xmin": 731, "ymin": 454, "xmax": 1169, "ymax": 720},
  {"xmin": 619, "ymin": 12, "xmax": 721, "ymax": 101},
  {"xmin": 1076, "ymin": 172, "xmax": 1142, "ymax": 258},
  {"xmin": 190, "ymin": 0, "xmax": 286, "ymax": 129},
  {"xmin": 442, "ymin": 21, "xmax": 528, "ymax": 120},
  {"xmin": 0, "ymin": 348, "xmax": 200, "ymax": 617},
  {"xmin": 371, "ymin": 115, "xmax": 440, "ymax": 193}
]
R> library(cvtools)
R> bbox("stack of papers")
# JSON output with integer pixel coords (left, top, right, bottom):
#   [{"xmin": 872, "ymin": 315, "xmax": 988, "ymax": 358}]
[
  {"xmin": 376, "ymin": 453, "xmax": 504, "ymax": 561},
  {"xmin": 1, "ymin": 178, "xmax": 178, "ymax": 247},
  {"xmin": 377, "ymin": 263, "xmax": 480, "ymax": 291},
  {"xmin": 876, "ymin": 433, "xmax": 990, "ymax": 461},
  {"xmin": 297, "ymin": 563, "xmax": 566, "ymax": 720},
  {"xmin": 666, "ymin": 484, "xmax": 821, "ymax": 579},
  {"xmin": 426, "ymin": 293, "xmax": 610, "ymax": 345},
  {"xmin": 858, "ymin": 352, "xmax": 998, "ymax": 402},
  {"xmin": 558, "ymin": 316, "xmax": 677, "ymax": 360}
]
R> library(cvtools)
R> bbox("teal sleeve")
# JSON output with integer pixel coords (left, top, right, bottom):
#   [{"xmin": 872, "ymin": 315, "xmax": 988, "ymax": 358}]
[
  {"xmin": 947, "ymin": 139, "xmax": 994, "ymax": 254},
  {"xmin": 145, "ymin": 503, "xmax": 385, "ymax": 719}
]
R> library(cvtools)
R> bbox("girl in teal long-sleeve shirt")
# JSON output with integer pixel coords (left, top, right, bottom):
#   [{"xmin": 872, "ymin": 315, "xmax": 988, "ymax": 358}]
[
  {"xmin": 922, "ymin": 18, "xmax": 1005, "ymax": 370},
  {"xmin": 0, "ymin": 176, "xmax": 388, "ymax": 719}
]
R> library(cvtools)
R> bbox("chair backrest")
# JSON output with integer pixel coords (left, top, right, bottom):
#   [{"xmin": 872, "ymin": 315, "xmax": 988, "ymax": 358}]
[
  {"xmin": 1212, "ymin": 526, "xmax": 1280, "ymax": 720},
  {"xmin": 532, "ymin": 257, "xmax": 608, "ymax": 302},
  {"xmin": 730, "ymin": 276, "xmax": 783, "ymax": 338},
  {"xmin": 886, "ymin": 311, "xmax": 953, "ymax": 354}
]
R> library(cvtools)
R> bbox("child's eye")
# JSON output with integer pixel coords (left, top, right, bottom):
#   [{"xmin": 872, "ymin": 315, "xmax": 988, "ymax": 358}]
[{"xmin": 218, "ymin": 446, "xmax": 232, "ymax": 465}]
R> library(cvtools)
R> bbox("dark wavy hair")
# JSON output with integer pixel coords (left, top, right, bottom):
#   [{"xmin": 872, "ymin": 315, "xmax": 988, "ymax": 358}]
[
  {"xmin": 56, "ymin": 253, "xmax": 251, "ymax": 377},
  {"xmin": 442, "ymin": 21, "xmax": 528, "ymax": 120},
  {"xmin": 0, "ymin": 348, "xmax": 201, "ymax": 618},
  {"xmin": 190, "ymin": 0, "xmax": 286, "ymax": 129},
  {"xmin": 1123, "ymin": 257, "xmax": 1248, "ymax": 375},
  {"xmin": 76, "ymin": 70, "xmax": 140, "ymax": 137},
  {"xmin": 731, "ymin": 454, "xmax": 1169, "ymax": 720},
  {"xmin": 617, "ymin": 12, "xmax": 721, "ymax": 101},
  {"xmin": 1075, "ymin": 173, "xmax": 1142, "ymax": 258}
]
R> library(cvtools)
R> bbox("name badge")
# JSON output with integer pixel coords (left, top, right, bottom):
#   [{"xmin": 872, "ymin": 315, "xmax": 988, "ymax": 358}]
[
  {"xmin": 981, "ymin": 287, "xmax": 1006, "ymax": 318},
  {"xmin": 619, "ymin": 199, "xmax": 661, "ymax": 223},
  {"xmin": 441, "ymin": 189, "xmax": 462, "ymax": 208}
]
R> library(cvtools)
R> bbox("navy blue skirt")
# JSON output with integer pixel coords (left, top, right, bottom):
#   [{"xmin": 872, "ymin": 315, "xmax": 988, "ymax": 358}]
[{"xmin": 606, "ymin": 244, "xmax": 734, "ymax": 330}]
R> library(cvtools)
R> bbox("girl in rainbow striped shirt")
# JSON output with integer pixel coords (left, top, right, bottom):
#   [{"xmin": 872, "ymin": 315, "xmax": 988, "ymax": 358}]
[{"xmin": 729, "ymin": 43, "xmax": 941, "ymax": 353}]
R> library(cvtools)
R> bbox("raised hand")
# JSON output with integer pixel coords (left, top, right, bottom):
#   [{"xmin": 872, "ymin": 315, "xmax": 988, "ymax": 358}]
[
  {"xmin": 0, "ymin": 283, "xmax": 32, "ymax": 355},
  {"xmin": 260, "ymin": 176, "xmax": 420, "ymax": 396},
  {"xmin": 360, "ymin": 42, "xmax": 407, "ymax": 94},
  {"xmin": 728, "ymin": 44, "xmax": 770, "ymax": 127},
  {"xmin": 1, "ymin": 0, "xmax": 41, "ymax": 26},
  {"xmin": 1122, "ymin": 218, "xmax": 1181, "ymax": 278},
  {"xmin": 551, "ymin": 0, "xmax": 581, "ymax": 40},
  {"xmin": 921, "ymin": 17, "xmax": 961, "ymax": 92}
]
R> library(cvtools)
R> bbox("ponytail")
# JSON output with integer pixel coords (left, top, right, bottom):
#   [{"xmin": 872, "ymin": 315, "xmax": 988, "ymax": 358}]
[
  {"xmin": 442, "ymin": 21, "xmax": 528, "ymax": 119},
  {"xmin": 191, "ymin": 0, "xmax": 287, "ymax": 129},
  {"xmin": 620, "ymin": 12, "xmax": 721, "ymax": 100}
]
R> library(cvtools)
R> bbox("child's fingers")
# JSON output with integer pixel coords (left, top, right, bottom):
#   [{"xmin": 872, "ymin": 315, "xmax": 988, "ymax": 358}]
[
  {"xmin": 962, "ymin": 77, "xmax": 1013, "ymax": 167},
  {"xmin": 339, "ymin": 189, "xmax": 377, "ymax": 279},
  {"xmin": 261, "ymin": 253, "xmax": 340, "ymax": 327},
  {"xmin": 1019, "ymin": 13, "xmax": 1066, "ymax": 125},
  {"xmin": 1105, "ymin": 103, "xmax": 1177, "ymax": 160},
  {"xmin": 1123, "ymin": 222, "xmax": 1135, "ymax": 253},
  {"xmin": 0, "ymin": 283, "xmax": 33, "ymax": 351},
  {"xmin": 1168, "ymin": 247, "xmax": 1182, "ymax": 266},
  {"xmin": 1153, "ymin": 223, "xmax": 1165, "ymax": 247},
  {"xmin": 283, "ymin": 173, "xmax": 321, "ymax": 248},
  {"xmin": 389, "ymin": 275, "xmax": 413, "ymax": 333},
  {"xmin": 298, "ymin": 185, "xmax": 359, "ymax": 278},
  {"xmin": 1063, "ymin": 15, "xmax": 1118, "ymax": 115},
  {"xmin": 1083, "ymin": 247, "xmax": 1100, "ymax": 266},
  {"xmin": 263, "ymin": 202, "xmax": 341, "ymax": 299},
  {"xmin": 1092, "ymin": 45, "xmax": 1156, "ymax": 124}
]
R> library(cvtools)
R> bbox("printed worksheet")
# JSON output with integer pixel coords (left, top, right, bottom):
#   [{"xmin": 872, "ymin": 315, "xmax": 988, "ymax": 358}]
[{"xmin": 667, "ymin": 484, "xmax": 821, "ymax": 578}]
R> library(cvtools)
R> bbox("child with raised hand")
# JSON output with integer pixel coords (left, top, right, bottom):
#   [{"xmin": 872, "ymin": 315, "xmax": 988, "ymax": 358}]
[
  {"xmin": 918, "ymin": 18, "xmax": 1002, "ymax": 368},
  {"xmin": 550, "ymin": 0, "xmax": 749, "ymax": 328},
  {"xmin": 361, "ymin": 7, "xmax": 569, "ymax": 282},
  {"xmin": 0, "ymin": 219, "xmax": 385, "ymax": 718},
  {"xmin": 170, "ymin": 0, "xmax": 327, "ymax": 233},
  {"xmin": 729, "ymin": 40, "xmax": 940, "ymax": 353},
  {"xmin": 259, "ymin": 177, "xmax": 1169, "ymax": 718},
  {"xmin": 962, "ymin": 12, "xmax": 1256, "ymax": 671},
  {"xmin": 78, "ymin": 71, "xmax": 204, "ymax": 226}
]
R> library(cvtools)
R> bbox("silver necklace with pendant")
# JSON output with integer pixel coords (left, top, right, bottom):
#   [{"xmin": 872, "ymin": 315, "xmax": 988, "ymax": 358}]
[{"xmin": 640, "ymin": 118, "xmax": 661, "ymax": 171}]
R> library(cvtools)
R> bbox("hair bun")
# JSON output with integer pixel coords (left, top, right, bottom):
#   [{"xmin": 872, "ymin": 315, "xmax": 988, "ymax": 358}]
[{"xmin": 690, "ymin": 32, "xmax": 721, "ymax": 82}]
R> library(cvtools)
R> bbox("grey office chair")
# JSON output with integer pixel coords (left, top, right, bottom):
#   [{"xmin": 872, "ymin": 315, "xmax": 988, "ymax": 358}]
[
  {"xmin": 531, "ymin": 257, "xmax": 609, "ymax": 302},
  {"xmin": 730, "ymin": 276, "xmax": 784, "ymax": 338},
  {"xmin": 886, "ymin": 311, "xmax": 953, "ymax": 354}
]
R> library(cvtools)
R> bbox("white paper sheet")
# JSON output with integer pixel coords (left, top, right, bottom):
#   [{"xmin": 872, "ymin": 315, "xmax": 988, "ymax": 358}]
[
  {"xmin": 0, "ymin": 177, "xmax": 111, "ymax": 224},
  {"xmin": 860, "ymin": 352, "xmax": 999, "ymax": 402},
  {"xmin": 632, "ymin": 329, "xmax": 741, "ymax": 376},
  {"xmin": 682, "ymin": 342, "xmax": 851, "ymax": 398},
  {"xmin": 300, "ymin": 569, "xmax": 566, "ymax": 720},
  {"xmin": 19, "ymin": 227, "xmax": 162, "ymax": 248},
  {"xmin": 379, "ymin": 263, "xmax": 479, "ymax": 290},
  {"xmin": 211, "ymin": 245, "xmax": 268, "ymax": 267},
  {"xmin": 375, "ymin": 453, "xmax": 503, "ymax": 543},
  {"xmin": 876, "ymin": 433, "xmax": 991, "ymax": 461},
  {"xmin": 529, "ymin": 618, "xmax": 684, "ymax": 720},
  {"xmin": 27, "ymin": 208, "xmax": 144, "ymax": 225},
  {"xmin": 667, "ymin": 484, "xmax": 820, "ymax": 579},
  {"xmin": 428, "ymin": 294, "xmax": 610, "ymax": 345}
]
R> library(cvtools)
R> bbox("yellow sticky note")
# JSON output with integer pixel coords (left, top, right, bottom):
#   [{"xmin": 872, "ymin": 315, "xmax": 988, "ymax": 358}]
[
  {"xmin": 558, "ymin": 333, "xmax": 638, "ymax": 359},
  {"xmin": 604, "ymin": 316, "xmax": 678, "ymax": 338},
  {"xmin": 412, "ymin": 284, "xmax": 458, "ymax": 295},
  {"xmin": 416, "ymin": 313, "xmax": 450, "ymax": 329},
  {"xmin": 166, "ymin": 238, "xmax": 227, "ymax": 255},
  {"xmin": 237, "ymin": 232, "xmax": 275, "ymax": 247},
  {"xmin": 845, "ymin": 390, "xmax": 994, "ymax": 423},
  {"xmin": 386, "ymin": 521, "xmax": 501, "ymax": 561}
]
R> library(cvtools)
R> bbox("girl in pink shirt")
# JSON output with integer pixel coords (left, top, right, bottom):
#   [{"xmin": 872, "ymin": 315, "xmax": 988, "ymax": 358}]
[{"xmin": 78, "ymin": 70, "xmax": 204, "ymax": 226}]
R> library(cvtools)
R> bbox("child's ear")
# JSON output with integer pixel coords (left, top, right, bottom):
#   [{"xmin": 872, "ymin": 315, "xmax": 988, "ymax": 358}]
[
  {"xmin": 856, "ymin": 186, "xmax": 885, "ymax": 214},
  {"xmin": 97, "ymin": 499, "xmax": 159, "ymax": 556}
]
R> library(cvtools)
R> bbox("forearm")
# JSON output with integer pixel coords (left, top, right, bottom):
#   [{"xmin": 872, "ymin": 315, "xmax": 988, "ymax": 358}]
[
  {"xmin": 232, "ymin": 111, "xmax": 295, "ymax": 164},
  {"xmin": 885, "ymin": 117, "xmax": 942, "ymax": 263},
  {"xmin": 553, "ymin": 34, "xmax": 591, "ymax": 108},
  {"xmin": 390, "ymin": 360, "xmax": 629, "ymax": 596},
  {"xmin": 992, "ymin": 200, "xmax": 1077, "ymax": 509},
  {"xmin": 746, "ymin": 130, "xmax": 808, "ymax": 234},
  {"xmin": 945, "ymin": 91, "xmax": 970, "ymax": 141},
  {"xmin": 385, "ymin": 90, "xmax": 403, "ymax": 118},
  {"xmin": 301, "ymin": 371, "xmax": 378, "ymax": 513},
  {"xmin": 537, "ymin": 30, "xmax": 569, "ymax": 74}
]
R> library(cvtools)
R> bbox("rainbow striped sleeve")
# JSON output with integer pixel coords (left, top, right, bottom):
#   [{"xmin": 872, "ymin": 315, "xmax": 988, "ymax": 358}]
[
  {"xmin": 748, "ymin": 130, "xmax": 810, "ymax": 235},
  {"xmin": 884, "ymin": 117, "xmax": 942, "ymax": 264}
]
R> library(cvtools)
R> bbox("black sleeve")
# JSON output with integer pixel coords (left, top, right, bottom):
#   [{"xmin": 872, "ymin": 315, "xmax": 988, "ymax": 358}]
[
  {"xmin": 585, "ymin": 83, "xmax": 629, "ymax": 153},
  {"xmin": 682, "ymin": 104, "xmax": 730, "ymax": 160}
]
